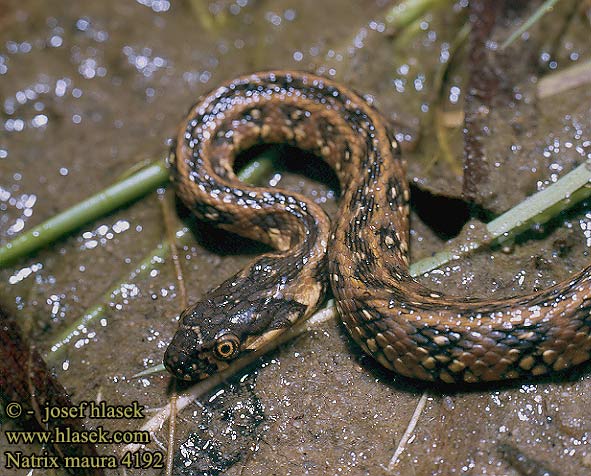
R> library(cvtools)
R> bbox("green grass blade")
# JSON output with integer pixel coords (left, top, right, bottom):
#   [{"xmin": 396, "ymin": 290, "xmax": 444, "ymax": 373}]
[
  {"xmin": 410, "ymin": 160, "xmax": 591, "ymax": 276},
  {"xmin": 501, "ymin": 0, "xmax": 560, "ymax": 50},
  {"xmin": 0, "ymin": 161, "xmax": 169, "ymax": 268}
]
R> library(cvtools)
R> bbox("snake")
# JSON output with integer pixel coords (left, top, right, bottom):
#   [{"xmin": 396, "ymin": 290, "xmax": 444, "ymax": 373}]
[{"xmin": 163, "ymin": 70, "xmax": 591, "ymax": 384}]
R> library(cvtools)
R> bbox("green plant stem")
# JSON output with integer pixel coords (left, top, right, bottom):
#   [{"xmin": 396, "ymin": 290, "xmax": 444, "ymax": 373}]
[
  {"xmin": 46, "ymin": 156, "xmax": 275, "ymax": 361},
  {"xmin": 0, "ymin": 156, "xmax": 281, "ymax": 269},
  {"xmin": 410, "ymin": 160, "xmax": 591, "ymax": 276},
  {"xmin": 0, "ymin": 161, "xmax": 169, "ymax": 268},
  {"xmin": 46, "ymin": 229, "xmax": 188, "ymax": 360},
  {"xmin": 501, "ymin": 0, "xmax": 560, "ymax": 50},
  {"xmin": 385, "ymin": 0, "xmax": 454, "ymax": 30}
]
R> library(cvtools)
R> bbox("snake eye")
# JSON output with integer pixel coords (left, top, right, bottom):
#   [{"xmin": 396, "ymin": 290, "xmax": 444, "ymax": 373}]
[{"xmin": 214, "ymin": 333, "xmax": 240, "ymax": 360}]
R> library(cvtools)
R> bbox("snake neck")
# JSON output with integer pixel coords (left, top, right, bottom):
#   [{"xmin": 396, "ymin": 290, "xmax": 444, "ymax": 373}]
[
  {"xmin": 172, "ymin": 70, "xmax": 410, "ymax": 307},
  {"xmin": 171, "ymin": 68, "xmax": 414, "ymax": 332}
]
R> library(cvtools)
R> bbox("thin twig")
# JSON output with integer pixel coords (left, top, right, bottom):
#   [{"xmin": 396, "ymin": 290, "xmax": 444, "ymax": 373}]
[
  {"xmin": 158, "ymin": 190, "xmax": 185, "ymax": 476},
  {"xmin": 165, "ymin": 389, "xmax": 178, "ymax": 476},
  {"xmin": 537, "ymin": 59, "xmax": 591, "ymax": 99},
  {"xmin": 160, "ymin": 190, "xmax": 188, "ymax": 309},
  {"xmin": 385, "ymin": 392, "xmax": 429, "ymax": 472}
]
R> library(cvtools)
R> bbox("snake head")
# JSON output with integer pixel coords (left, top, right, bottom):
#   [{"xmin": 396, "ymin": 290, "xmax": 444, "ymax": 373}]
[
  {"xmin": 164, "ymin": 286, "xmax": 309, "ymax": 381},
  {"xmin": 164, "ymin": 326, "xmax": 240, "ymax": 381},
  {"xmin": 163, "ymin": 301, "xmax": 244, "ymax": 380}
]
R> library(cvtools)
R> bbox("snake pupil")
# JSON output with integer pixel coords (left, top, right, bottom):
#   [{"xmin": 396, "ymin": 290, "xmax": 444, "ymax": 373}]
[{"xmin": 215, "ymin": 337, "xmax": 238, "ymax": 359}]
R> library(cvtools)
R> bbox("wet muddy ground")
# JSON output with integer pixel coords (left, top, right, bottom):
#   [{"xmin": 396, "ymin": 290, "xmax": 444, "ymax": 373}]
[{"xmin": 1, "ymin": 1, "xmax": 591, "ymax": 475}]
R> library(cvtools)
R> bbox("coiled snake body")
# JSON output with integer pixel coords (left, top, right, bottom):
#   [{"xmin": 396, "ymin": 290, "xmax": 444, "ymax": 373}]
[{"xmin": 164, "ymin": 71, "xmax": 591, "ymax": 383}]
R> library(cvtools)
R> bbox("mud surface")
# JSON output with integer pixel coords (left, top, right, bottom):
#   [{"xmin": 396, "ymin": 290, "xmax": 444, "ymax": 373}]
[{"xmin": 1, "ymin": 1, "xmax": 591, "ymax": 475}]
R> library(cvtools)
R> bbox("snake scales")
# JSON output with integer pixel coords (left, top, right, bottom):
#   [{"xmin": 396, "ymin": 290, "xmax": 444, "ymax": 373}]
[{"xmin": 164, "ymin": 70, "xmax": 591, "ymax": 383}]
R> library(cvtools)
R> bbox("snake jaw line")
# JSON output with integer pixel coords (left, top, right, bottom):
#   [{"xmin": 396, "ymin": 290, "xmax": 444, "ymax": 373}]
[{"xmin": 243, "ymin": 329, "xmax": 285, "ymax": 351}]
